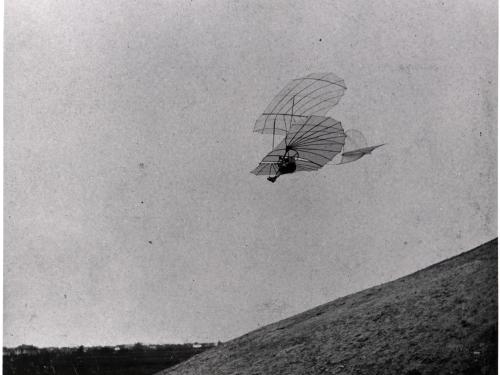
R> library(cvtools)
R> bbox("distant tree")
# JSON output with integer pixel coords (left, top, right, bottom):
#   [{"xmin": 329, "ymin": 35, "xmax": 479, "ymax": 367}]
[{"xmin": 133, "ymin": 343, "xmax": 145, "ymax": 352}]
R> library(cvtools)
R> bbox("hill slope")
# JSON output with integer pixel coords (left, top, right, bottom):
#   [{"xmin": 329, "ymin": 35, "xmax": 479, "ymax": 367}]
[{"xmin": 156, "ymin": 239, "xmax": 498, "ymax": 375}]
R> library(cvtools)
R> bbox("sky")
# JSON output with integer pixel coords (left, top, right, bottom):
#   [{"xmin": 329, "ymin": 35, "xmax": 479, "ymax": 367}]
[{"xmin": 4, "ymin": 0, "xmax": 497, "ymax": 347}]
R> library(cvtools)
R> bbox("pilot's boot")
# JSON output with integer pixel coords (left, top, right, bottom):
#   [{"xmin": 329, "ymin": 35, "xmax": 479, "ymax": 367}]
[{"xmin": 267, "ymin": 176, "xmax": 277, "ymax": 183}]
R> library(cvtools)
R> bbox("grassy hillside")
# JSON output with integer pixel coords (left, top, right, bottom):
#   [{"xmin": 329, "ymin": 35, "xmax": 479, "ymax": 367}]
[{"xmin": 156, "ymin": 239, "xmax": 498, "ymax": 375}]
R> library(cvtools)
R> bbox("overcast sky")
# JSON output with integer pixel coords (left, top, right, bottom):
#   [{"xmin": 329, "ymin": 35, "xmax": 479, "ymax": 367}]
[{"xmin": 5, "ymin": 0, "xmax": 497, "ymax": 347}]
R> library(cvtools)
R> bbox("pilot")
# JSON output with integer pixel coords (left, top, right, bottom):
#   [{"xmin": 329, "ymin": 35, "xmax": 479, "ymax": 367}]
[{"xmin": 267, "ymin": 154, "xmax": 297, "ymax": 183}]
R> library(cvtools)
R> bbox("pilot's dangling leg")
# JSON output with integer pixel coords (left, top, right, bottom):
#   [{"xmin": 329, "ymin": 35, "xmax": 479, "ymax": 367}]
[{"xmin": 267, "ymin": 171, "xmax": 281, "ymax": 183}]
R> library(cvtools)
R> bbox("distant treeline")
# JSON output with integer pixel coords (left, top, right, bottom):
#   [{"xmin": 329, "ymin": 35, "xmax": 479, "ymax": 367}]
[{"xmin": 3, "ymin": 342, "xmax": 217, "ymax": 375}]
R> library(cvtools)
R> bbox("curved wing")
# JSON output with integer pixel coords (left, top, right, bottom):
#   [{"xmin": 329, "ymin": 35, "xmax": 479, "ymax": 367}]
[
  {"xmin": 254, "ymin": 73, "xmax": 347, "ymax": 135},
  {"xmin": 250, "ymin": 162, "xmax": 280, "ymax": 176},
  {"xmin": 287, "ymin": 116, "xmax": 346, "ymax": 171},
  {"xmin": 251, "ymin": 116, "xmax": 346, "ymax": 175},
  {"xmin": 250, "ymin": 143, "xmax": 287, "ymax": 176}
]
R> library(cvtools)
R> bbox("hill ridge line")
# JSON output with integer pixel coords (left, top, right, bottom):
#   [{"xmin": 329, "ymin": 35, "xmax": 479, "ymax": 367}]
[
  {"xmin": 156, "ymin": 238, "xmax": 498, "ymax": 375},
  {"xmin": 227, "ymin": 238, "xmax": 498, "ymax": 340}
]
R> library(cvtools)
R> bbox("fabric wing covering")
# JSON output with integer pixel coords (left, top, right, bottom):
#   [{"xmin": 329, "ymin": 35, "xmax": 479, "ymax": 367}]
[
  {"xmin": 253, "ymin": 72, "xmax": 347, "ymax": 135},
  {"xmin": 251, "ymin": 116, "xmax": 346, "ymax": 175},
  {"xmin": 339, "ymin": 129, "xmax": 367, "ymax": 165},
  {"xmin": 338, "ymin": 129, "xmax": 384, "ymax": 164},
  {"xmin": 340, "ymin": 144, "xmax": 385, "ymax": 164},
  {"xmin": 339, "ymin": 152, "xmax": 365, "ymax": 165}
]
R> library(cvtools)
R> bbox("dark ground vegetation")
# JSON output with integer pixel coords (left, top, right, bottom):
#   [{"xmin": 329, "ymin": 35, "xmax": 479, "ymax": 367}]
[{"xmin": 3, "ymin": 343, "xmax": 215, "ymax": 375}]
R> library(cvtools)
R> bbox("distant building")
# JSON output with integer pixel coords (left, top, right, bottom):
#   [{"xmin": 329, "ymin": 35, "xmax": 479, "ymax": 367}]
[{"xmin": 12, "ymin": 345, "xmax": 38, "ymax": 355}]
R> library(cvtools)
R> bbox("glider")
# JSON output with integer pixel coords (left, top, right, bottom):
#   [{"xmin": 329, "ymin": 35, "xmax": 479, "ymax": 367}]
[{"xmin": 251, "ymin": 73, "xmax": 383, "ymax": 182}]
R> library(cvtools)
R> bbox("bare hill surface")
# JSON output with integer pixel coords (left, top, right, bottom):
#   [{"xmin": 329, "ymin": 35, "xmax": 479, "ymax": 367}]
[{"xmin": 155, "ymin": 239, "xmax": 498, "ymax": 375}]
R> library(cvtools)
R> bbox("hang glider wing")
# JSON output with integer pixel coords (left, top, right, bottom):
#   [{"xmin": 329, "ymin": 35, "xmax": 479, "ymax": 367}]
[
  {"xmin": 250, "ymin": 162, "xmax": 281, "ymax": 176},
  {"xmin": 287, "ymin": 116, "xmax": 346, "ymax": 171},
  {"xmin": 251, "ymin": 116, "xmax": 346, "ymax": 174},
  {"xmin": 253, "ymin": 73, "xmax": 347, "ymax": 135},
  {"xmin": 250, "ymin": 140, "xmax": 288, "ymax": 176}
]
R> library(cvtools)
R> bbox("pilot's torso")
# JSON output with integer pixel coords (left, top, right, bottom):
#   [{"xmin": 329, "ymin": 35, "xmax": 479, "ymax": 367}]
[{"xmin": 279, "ymin": 157, "xmax": 297, "ymax": 174}]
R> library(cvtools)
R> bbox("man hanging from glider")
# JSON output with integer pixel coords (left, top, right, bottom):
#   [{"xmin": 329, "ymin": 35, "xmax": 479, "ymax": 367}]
[
  {"xmin": 267, "ymin": 154, "xmax": 297, "ymax": 183},
  {"xmin": 251, "ymin": 72, "xmax": 384, "ymax": 183}
]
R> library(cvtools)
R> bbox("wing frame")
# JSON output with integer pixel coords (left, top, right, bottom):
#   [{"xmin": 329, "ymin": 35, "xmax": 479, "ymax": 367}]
[
  {"xmin": 251, "ymin": 115, "xmax": 346, "ymax": 175},
  {"xmin": 254, "ymin": 73, "xmax": 347, "ymax": 135}
]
